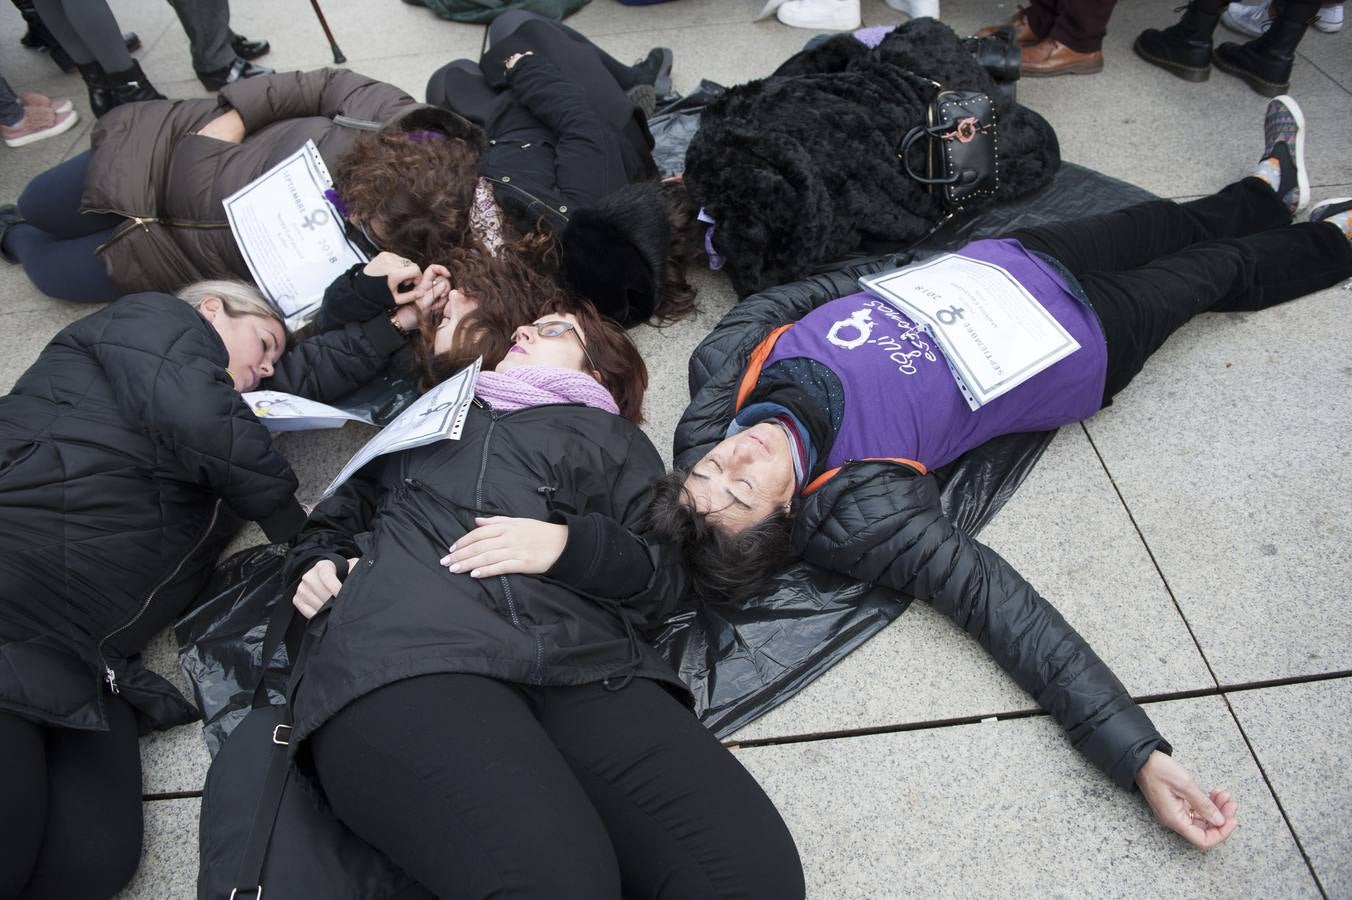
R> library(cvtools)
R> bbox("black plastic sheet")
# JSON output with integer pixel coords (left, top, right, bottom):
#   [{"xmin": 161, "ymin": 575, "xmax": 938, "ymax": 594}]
[
  {"xmin": 175, "ymin": 543, "xmax": 292, "ymax": 756},
  {"xmin": 648, "ymin": 80, "xmax": 725, "ymax": 179},
  {"xmin": 177, "ymin": 163, "xmax": 1158, "ymax": 747}
]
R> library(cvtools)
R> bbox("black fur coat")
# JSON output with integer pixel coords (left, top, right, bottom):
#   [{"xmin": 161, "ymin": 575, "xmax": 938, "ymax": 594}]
[{"xmin": 684, "ymin": 20, "xmax": 1061, "ymax": 297}]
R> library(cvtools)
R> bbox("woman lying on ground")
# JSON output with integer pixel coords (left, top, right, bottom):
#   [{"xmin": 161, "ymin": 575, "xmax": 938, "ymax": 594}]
[
  {"xmin": 0, "ymin": 272, "xmax": 445, "ymax": 898},
  {"xmin": 285, "ymin": 280, "xmax": 804, "ymax": 899},
  {"xmin": 0, "ymin": 67, "xmax": 481, "ymax": 304},
  {"xmin": 424, "ymin": 10, "xmax": 698, "ymax": 326},
  {"xmin": 643, "ymin": 97, "xmax": 1352, "ymax": 849}
]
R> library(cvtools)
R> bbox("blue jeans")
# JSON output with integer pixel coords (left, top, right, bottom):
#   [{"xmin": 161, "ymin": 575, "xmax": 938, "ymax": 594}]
[{"xmin": 5, "ymin": 151, "xmax": 123, "ymax": 302}]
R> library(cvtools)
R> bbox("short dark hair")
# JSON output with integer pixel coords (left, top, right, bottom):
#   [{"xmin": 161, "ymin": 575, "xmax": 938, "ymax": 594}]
[{"xmin": 643, "ymin": 470, "xmax": 796, "ymax": 604}]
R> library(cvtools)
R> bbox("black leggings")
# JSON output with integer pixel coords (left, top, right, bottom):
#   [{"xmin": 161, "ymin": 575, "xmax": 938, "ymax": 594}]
[
  {"xmin": 0, "ymin": 700, "xmax": 143, "ymax": 900},
  {"xmin": 31, "ymin": 0, "xmax": 133, "ymax": 70},
  {"xmin": 1008, "ymin": 177, "xmax": 1352, "ymax": 402},
  {"xmin": 4, "ymin": 151, "xmax": 122, "ymax": 303},
  {"xmin": 310, "ymin": 674, "xmax": 805, "ymax": 900}
]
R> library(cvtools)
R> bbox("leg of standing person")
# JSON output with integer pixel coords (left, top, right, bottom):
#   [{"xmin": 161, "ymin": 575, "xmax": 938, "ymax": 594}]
[
  {"xmin": 0, "ymin": 74, "xmax": 23, "ymax": 128},
  {"xmin": 0, "ymin": 75, "xmax": 80, "ymax": 148},
  {"xmin": 0, "ymin": 698, "xmax": 145, "ymax": 899},
  {"xmin": 310, "ymin": 673, "xmax": 624, "ymax": 900},
  {"xmin": 32, "ymin": 0, "xmax": 163, "ymax": 115},
  {"xmin": 1022, "ymin": 0, "xmax": 1114, "ymax": 75},
  {"xmin": 538, "ymin": 679, "xmax": 806, "ymax": 900},
  {"xmin": 165, "ymin": 0, "xmax": 274, "ymax": 91},
  {"xmin": 166, "ymin": 0, "xmax": 235, "ymax": 78}
]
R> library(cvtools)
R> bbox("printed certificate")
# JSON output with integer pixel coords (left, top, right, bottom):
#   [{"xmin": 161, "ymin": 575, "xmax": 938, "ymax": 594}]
[
  {"xmin": 223, "ymin": 140, "xmax": 367, "ymax": 328},
  {"xmin": 861, "ymin": 253, "xmax": 1080, "ymax": 409},
  {"xmin": 322, "ymin": 359, "xmax": 482, "ymax": 498}
]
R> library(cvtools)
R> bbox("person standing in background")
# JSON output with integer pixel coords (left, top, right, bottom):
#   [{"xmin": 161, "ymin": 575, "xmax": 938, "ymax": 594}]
[
  {"xmin": 164, "ymin": 0, "xmax": 275, "ymax": 90},
  {"xmin": 30, "ymin": 0, "xmax": 165, "ymax": 115},
  {"xmin": 977, "ymin": 0, "xmax": 1117, "ymax": 76}
]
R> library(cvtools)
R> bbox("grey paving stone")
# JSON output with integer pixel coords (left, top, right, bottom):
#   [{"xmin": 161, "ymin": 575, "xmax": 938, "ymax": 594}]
[
  {"xmin": 1084, "ymin": 282, "xmax": 1352, "ymax": 685},
  {"xmin": 1295, "ymin": 23, "xmax": 1352, "ymax": 87},
  {"xmin": 139, "ymin": 631, "xmax": 213, "ymax": 796},
  {"xmin": 114, "ymin": 797, "xmax": 200, "ymax": 900},
  {"xmin": 0, "ymin": 306, "xmax": 100, "ymax": 393},
  {"xmin": 732, "ymin": 425, "xmax": 1214, "ymax": 742},
  {"xmin": 735, "ymin": 695, "xmax": 1318, "ymax": 897},
  {"xmin": 1228, "ymin": 678, "xmax": 1352, "ymax": 897}
]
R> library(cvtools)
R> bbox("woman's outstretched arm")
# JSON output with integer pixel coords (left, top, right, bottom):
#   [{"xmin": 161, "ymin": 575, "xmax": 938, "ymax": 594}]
[{"xmin": 794, "ymin": 461, "xmax": 1238, "ymax": 848}]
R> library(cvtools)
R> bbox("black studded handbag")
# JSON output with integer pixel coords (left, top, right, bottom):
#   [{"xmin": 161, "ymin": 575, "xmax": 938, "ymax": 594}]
[{"xmin": 899, "ymin": 88, "xmax": 1000, "ymax": 212}]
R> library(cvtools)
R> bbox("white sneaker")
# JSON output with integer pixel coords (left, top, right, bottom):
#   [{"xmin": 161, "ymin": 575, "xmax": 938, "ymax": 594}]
[
  {"xmin": 776, "ymin": 0, "xmax": 861, "ymax": 30},
  {"xmin": 1314, "ymin": 2, "xmax": 1343, "ymax": 32},
  {"xmin": 1221, "ymin": 0, "xmax": 1273, "ymax": 38},
  {"xmin": 884, "ymin": 0, "xmax": 940, "ymax": 17}
]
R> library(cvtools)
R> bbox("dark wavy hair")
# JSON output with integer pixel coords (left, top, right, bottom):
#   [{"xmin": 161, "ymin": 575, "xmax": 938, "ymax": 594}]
[
  {"xmin": 652, "ymin": 179, "xmax": 701, "ymax": 325},
  {"xmin": 335, "ymin": 130, "xmax": 481, "ymax": 263},
  {"xmin": 641, "ymin": 470, "xmax": 796, "ymax": 604},
  {"xmin": 414, "ymin": 248, "xmax": 648, "ymax": 424}
]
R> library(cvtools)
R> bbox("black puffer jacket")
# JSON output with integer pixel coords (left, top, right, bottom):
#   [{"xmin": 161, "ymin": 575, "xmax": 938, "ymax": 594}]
[
  {"xmin": 671, "ymin": 262, "xmax": 1168, "ymax": 791},
  {"xmin": 0, "ymin": 294, "xmax": 407, "ymax": 732},
  {"xmin": 285, "ymin": 402, "xmax": 688, "ymax": 746},
  {"xmin": 683, "ymin": 19, "xmax": 1060, "ymax": 297}
]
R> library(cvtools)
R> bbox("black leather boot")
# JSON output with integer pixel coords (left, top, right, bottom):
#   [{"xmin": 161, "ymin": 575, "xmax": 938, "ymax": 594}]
[
  {"xmin": 105, "ymin": 61, "xmax": 166, "ymax": 108},
  {"xmin": 1214, "ymin": 0, "xmax": 1318, "ymax": 96},
  {"xmin": 1133, "ymin": 0, "xmax": 1226, "ymax": 81},
  {"xmin": 76, "ymin": 61, "xmax": 117, "ymax": 117}
]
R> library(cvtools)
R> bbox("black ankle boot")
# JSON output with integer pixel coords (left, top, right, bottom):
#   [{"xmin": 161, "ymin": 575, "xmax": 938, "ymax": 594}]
[
  {"xmin": 105, "ymin": 61, "xmax": 166, "ymax": 108},
  {"xmin": 1213, "ymin": 5, "xmax": 1315, "ymax": 96},
  {"xmin": 1133, "ymin": 0, "xmax": 1225, "ymax": 81},
  {"xmin": 77, "ymin": 61, "xmax": 117, "ymax": 117}
]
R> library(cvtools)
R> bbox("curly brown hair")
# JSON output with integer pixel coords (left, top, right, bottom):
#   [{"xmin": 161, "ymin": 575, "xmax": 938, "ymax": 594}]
[
  {"xmin": 335, "ymin": 130, "xmax": 481, "ymax": 263},
  {"xmin": 412, "ymin": 247, "xmax": 648, "ymax": 423}
]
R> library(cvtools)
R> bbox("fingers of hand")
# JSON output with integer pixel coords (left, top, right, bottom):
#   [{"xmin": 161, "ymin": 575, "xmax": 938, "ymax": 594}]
[
  {"xmin": 1182, "ymin": 777, "xmax": 1226, "ymax": 827},
  {"xmin": 442, "ymin": 546, "xmax": 535, "ymax": 578},
  {"xmin": 389, "ymin": 265, "xmax": 425, "ymax": 304}
]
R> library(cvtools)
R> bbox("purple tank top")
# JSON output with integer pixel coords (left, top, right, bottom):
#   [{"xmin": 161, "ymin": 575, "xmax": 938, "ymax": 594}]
[{"xmin": 763, "ymin": 239, "xmax": 1108, "ymax": 471}]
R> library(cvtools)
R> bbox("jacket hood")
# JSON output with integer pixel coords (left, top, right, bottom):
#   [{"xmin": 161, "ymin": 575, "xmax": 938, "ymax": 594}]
[
  {"xmin": 559, "ymin": 182, "xmax": 668, "ymax": 328},
  {"xmin": 382, "ymin": 104, "xmax": 486, "ymax": 153}
]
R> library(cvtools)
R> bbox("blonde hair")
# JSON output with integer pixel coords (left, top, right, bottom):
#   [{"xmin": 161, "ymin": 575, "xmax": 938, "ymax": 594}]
[{"xmin": 177, "ymin": 280, "xmax": 283, "ymax": 326}]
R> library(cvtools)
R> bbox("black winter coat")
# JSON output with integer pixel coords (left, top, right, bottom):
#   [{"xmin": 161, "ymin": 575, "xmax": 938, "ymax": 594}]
[
  {"xmin": 284, "ymin": 402, "xmax": 688, "ymax": 746},
  {"xmin": 429, "ymin": 43, "xmax": 655, "ymax": 236},
  {"xmin": 671, "ymin": 267, "xmax": 1168, "ymax": 792},
  {"xmin": 683, "ymin": 19, "xmax": 1060, "ymax": 297},
  {"xmin": 0, "ymin": 294, "xmax": 407, "ymax": 732}
]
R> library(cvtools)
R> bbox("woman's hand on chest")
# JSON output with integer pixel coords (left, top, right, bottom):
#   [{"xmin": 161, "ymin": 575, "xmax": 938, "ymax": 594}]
[{"xmin": 439, "ymin": 515, "xmax": 566, "ymax": 579}]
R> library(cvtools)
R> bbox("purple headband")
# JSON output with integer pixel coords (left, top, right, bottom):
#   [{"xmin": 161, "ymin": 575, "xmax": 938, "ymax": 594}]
[
  {"xmin": 323, "ymin": 188, "xmax": 350, "ymax": 219},
  {"xmin": 407, "ymin": 129, "xmax": 448, "ymax": 143}
]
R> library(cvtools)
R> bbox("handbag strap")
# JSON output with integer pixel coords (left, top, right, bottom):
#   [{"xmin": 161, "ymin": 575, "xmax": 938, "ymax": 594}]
[
  {"xmin": 249, "ymin": 587, "xmax": 299, "ymax": 710},
  {"xmin": 230, "ymin": 630, "xmax": 312, "ymax": 900}
]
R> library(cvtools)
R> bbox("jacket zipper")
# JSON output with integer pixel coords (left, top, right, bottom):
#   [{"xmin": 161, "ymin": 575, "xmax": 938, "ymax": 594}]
[
  {"xmin": 96, "ymin": 499, "xmax": 222, "ymax": 693},
  {"xmin": 86, "ymin": 208, "xmax": 232, "ymax": 255},
  {"xmin": 470, "ymin": 416, "xmax": 525, "ymax": 633}
]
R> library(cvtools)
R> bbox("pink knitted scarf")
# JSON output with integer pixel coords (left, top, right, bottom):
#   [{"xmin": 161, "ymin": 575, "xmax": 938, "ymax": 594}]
[{"xmin": 475, "ymin": 367, "xmax": 619, "ymax": 416}]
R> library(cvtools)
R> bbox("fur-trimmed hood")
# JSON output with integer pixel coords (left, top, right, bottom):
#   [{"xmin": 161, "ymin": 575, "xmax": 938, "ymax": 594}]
[
  {"xmin": 684, "ymin": 19, "xmax": 1060, "ymax": 297},
  {"xmin": 559, "ymin": 182, "xmax": 669, "ymax": 327}
]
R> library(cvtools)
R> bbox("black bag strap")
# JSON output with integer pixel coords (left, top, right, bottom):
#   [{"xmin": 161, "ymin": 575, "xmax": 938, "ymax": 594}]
[{"xmin": 231, "ymin": 566, "xmax": 327, "ymax": 899}]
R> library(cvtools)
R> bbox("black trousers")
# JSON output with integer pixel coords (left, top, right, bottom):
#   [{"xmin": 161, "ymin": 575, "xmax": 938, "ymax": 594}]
[
  {"xmin": 0, "ymin": 699, "xmax": 143, "ymax": 900},
  {"xmin": 310, "ymin": 674, "xmax": 805, "ymax": 900},
  {"xmin": 1008, "ymin": 177, "xmax": 1352, "ymax": 402},
  {"xmin": 5, "ymin": 150, "xmax": 122, "ymax": 302},
  {"xmin": 1023, "ymin": 0, "xmax": 1119, "ymax": 52}
]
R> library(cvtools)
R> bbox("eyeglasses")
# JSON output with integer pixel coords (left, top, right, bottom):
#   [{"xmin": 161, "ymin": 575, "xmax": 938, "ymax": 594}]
[{"xmin": 528, "ymin": 319, "xmax": 598, "ymax": 374}]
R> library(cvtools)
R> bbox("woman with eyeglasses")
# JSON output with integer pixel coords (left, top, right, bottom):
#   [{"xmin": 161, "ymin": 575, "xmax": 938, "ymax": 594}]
[{"xmin": 280, "ymin": 268, "xmax": 805, "ymax": 898}]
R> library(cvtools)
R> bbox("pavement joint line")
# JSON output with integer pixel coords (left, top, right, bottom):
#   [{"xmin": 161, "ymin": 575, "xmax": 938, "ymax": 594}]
[
  {"xmin": 1066, "ymin": 425, "xmax": 1328, "ymax": 890},
  {"xmin": 1218, "ymin": 692, "xmax": 1331, "ymax": 899},
  {"xmin": 726, "ymin": 670, "xmax": 1352, "ymax": 750}
]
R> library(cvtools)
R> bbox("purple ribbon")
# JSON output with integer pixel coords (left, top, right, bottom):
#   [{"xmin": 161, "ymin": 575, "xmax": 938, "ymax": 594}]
[{"xmin": 697, "ymin": 207, "xmax": 725, "ymax": 271}]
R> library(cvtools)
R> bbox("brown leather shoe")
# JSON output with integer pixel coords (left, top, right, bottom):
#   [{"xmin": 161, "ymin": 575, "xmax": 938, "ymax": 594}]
[
  {"xmin": 1021, "ymin": 38, "xmax": 1105, "ymax": 76},
  {"xmin": 976, "ymin": 9, "xmax": 1039, "ymax": 45}
]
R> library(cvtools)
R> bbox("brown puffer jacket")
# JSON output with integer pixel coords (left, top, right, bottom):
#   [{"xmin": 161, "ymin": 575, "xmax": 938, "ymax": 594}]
[{"xmin": 80, "ymin": 68, "xmax": 481, "ymax": 295}]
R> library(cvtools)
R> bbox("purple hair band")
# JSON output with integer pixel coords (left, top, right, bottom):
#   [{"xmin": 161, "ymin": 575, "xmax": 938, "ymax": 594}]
[
  {"xmin": 407, "ymin": 129, "xmax": 448, "ymax": 143},
  {"xmin": 323, "ymin": 188, "xmax": 350, "ymax": 219}
]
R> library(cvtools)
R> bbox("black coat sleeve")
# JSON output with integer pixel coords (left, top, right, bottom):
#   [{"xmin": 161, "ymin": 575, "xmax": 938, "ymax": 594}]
[
  {"xmin": 265, "ymin": 314, "xmax": 406, "ymax": 402},
  {"xmin": 505, "ymin": 54, "xmax": 629, "ymax": 207},
  {"xmin": 316, "ymin": 265, "xmax": 395, "ymax": 332},
  {"xmin": 543, "ymin": 427, "xmax": 687, "ymax": 626},
  {"xmin": 85, "ymin": 294, "xmax": 302, "ymax": 526},
  {"xmin": 795, "ymin": 462, "xmax": 1169, "ymax": 790},
  {"xmin": 283, "ymin": 456, "xmax": 388, "ymax": 587}
]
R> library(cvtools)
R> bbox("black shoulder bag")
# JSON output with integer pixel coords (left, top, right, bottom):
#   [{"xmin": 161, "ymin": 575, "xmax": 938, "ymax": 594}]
[
  {"xmin": 899, "ymin": 87, "xmax": 1000, "ymax": 212},
  {"xmin": 196, "ymin": 593, "xmax": 427, "ymax": 900}
]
